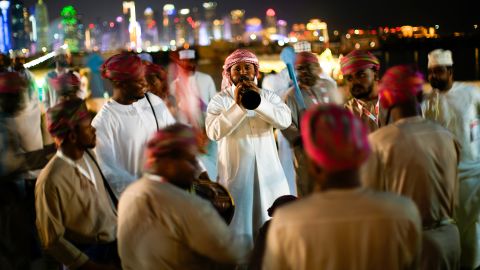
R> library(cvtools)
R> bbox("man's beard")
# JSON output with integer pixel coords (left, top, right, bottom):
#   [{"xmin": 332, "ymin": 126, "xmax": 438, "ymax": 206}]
[
  {"xmin": 298, "ymin": 74, "xmax": 318, "ymax": 88},
  {"xmin": 350, "ymin": 84, "xmax": 374, "ymax": 100},
  {"xmin": 430, "ymin": 79, "xmax": 449, "ymax": 92}
]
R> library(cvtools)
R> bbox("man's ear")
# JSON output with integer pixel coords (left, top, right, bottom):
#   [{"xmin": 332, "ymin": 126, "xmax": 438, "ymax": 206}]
[{"xmin": 66, "ymin": 130, "xmax": 77, "ymax": 144}]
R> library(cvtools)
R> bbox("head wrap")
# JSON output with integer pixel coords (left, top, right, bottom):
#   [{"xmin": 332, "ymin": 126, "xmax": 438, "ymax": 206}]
[
  {"xmin": 295, "ymin": 51, "xmax": 319, "ymax": 66},
  {"xmin": 47, "ymin": 99, "xmax": 89, "ymax": 140},
  {"xmin": 0, "ymin": 72, "xmax": 26, "ymax": 94},
  {"xmin": 428, "ymin": 49, "xmax": 453, "ymax": 68},
  {"xmin": 179, "ymin": 49, "xmax": 196, "ymax": 60},
  {"xmin": 268, "ymin": 195, "xmax": 297, "ymax": 216},
  {"xmin": 144, "ymin": 123, "xmax": 198, "ymax": 171},
  {"xmin": 340, "ymin": 50, "xmax": 380, "ymax": 75},
  {"xmin": 301, "ymin": 104, "xmax": 370, "ymax": 171},
  {"xmin": 144, "ymin": 62, "xmax": 166, "ymax": 79},
  {"xmin": 221, "ymin": 49, "xmax": 260, "ymax": 90},
  {"xmin": 50, "ymin": 72, "xmax": 80, "ymax": 97},
  {"xmin": 101, "ymin": 53, "xmax": 145, "ymax": 82},
  {"xmin": 379, "ymin": 65, "xmax": 424, "ymax": 109}
]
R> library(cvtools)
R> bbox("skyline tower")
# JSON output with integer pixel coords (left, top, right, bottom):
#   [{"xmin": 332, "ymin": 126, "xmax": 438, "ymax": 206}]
[{"xmin": 34, "ymin": 0, "xmax": 49, "ymax": 50}]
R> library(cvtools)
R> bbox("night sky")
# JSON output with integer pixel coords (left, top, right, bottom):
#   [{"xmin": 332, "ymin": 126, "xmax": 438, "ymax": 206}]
[{"xmin": 21, "ymin": 0, "xmax": 474, "ymax": 32}]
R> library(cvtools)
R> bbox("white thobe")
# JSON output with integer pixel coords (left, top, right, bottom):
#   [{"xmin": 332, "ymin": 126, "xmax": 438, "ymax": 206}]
[
  {"xmin": 423, "ymin": 82, "xmax": 480, "ymax": 268},
  {"xmin": 92, "ymin": 92, "xmax": 175, "ymax": 197},
  {"xmin": 117, "ymin": 176, "xmax": 251, "ymax": 270},
  {"xmin": 263, "ymin": 188, "xmax": 422, "ymax": 270},
  {"xmin": 206, "ymin": 87, "xmax": 291, "ymax": 242},
  {"xmin": 171, "ymin": 71, "xmax": 218, "ymax": 180}
]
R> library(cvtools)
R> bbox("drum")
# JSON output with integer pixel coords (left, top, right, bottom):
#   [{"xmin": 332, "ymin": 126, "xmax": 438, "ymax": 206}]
[{"xmin": 192, "ymin": 178, "xmax": 235, "ymax": 224}]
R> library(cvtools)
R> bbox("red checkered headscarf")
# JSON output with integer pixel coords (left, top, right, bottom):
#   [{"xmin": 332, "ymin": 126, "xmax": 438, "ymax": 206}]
[
  {"xmin": 144, "ymin": 123, "xmax": 198, "ymax": 171},
  {"xmin": 101, "ymin": 53, "xmax": 145, "ymax": 82},
  {"xmin": 379, "ymin": 65, "xmax": 424, "ymax": 109},
  {"xmin": 221, "ymin": 49, "xmax": 259, "ymax": 90},
  {"xmin": 47, "ymin": 99, "xmax": 89, "ymax": 140},
  {"xmin": 340, "ymin": 50, "xmax": 380, "ymax": 75},
  {"xmin": 301, "ymin": 104, "xmax": 370, "ymax": 171},
  {"xmin": 50, "ymin": 72, "xmax": 80, "ymax": 97},
  {"xmin": 295, "ymin": 51, "xmax": 319, "ymax": 66},
  {"xmin": 0, "ymin": 72, "xmax": 26, "ymax": 94}
]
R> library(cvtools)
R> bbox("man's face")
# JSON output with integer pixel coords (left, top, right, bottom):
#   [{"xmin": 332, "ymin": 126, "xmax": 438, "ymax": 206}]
[
  {"xmin": 428, "ymin": 65, "xmax": 453, "ymax": 92},
  {"xmin": 0, "ymin": 93, "xmax": 24, "ymax": 115},
  {"xmin": 146, "ymin": 74, "xmax": 166, "ymax": 97},
  {"xmin": 75, "ymin": 116, "xmax": 96, "ymax": 149},
  {"xmin": 230, "ymin": 62, "xmax": 256, "ymax": 85},
  {"xmin": 296, "ymin": 63, "xmax": 320, "ymax": 87},
  {"xmin": 158, "ymin": 148, "xmax": 199, "ymax": 189},
  {"xmin": 12, "ymin": 57, "xmax": 26, "ymax": 71},
  {"xmin": 120, "ymin": 78, "xmax": 147, "ymax": 100},
  {"xmin": 344, "ymin": 68, "xmax": 377, "ymax": 100},
  {"xmin": 178, "ymin": 59, "xmax": 196, "ymax": 73}
]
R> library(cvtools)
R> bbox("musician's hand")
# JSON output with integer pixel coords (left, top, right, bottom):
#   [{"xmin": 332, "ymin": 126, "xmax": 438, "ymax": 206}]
[
  {"xmin": 241, "ymin": 79, "xmax": 261, "ymax": 94},
  {"xmin": 234, "ymin": 83, "xmax": 244, "ymax": 108}
]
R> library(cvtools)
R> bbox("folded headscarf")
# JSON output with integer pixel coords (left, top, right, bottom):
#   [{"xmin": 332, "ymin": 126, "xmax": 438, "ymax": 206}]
[
  {"xmin": 50, "ymin": 72, "xmax": 80, "ymax": 97},
  {"xmin": 101, "ymin": 53, "xmax": 145, "ymax": 82},
  {"xmin": 144, "ymin": 62, "xmax": 167, "ymax": 80},
  {"xmin": 379, "ymin": 65, "xmax": 424, "ymax": 109},
  {"xmin": 295, "ymin": 51, "xmax": 319, "ymax": 66},
  {"xmin": 340, "ymin": 50, "xmax": 380, "ymax": 75},
  {"xmin": 301, "ymin": 104, "xmax": 370, "ymax": 171},
  {"xmin": 47, "ymin": 98, "xmax": 89, "ymax": 140},
  {"xmin": 0, "ymin": 72, "xmax": 26, "ymax": 94},
  {"xmin": 221, "ymin": 49, "xmax": 259, "ymax": 90},
  {"xmin": 144, "ymin": 123, "xmax": 198, "ymax": 171}
]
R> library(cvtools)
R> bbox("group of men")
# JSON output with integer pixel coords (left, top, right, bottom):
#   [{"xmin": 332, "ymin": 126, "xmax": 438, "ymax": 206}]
[{"xmin": 2, "ymin": 45, "xmax": 480, "ymax": 270}]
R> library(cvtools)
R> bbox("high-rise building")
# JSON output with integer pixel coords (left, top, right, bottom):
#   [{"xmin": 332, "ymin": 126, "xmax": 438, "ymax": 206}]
[
  {"xmin": 162, "ymin": 4, "xmax": 175, "ymax": 45},
  {"xmin": 11, "ymin": 0, "xmax": 29, "ymax": 50},
  {"xmin": 61, "ymin": 5, "xmax": 79, "ymax": 52},
  {"xmin": 230, "ymin": 9, "xmax": 244, "ymax": 42},
  {"xmin": 265, "ymin": 8, "xmax": 277, "ymax": 40},
  {"xmin": 123, "ymin": 1, "xmax": 141, "ymax": 50},
  {"xmin": 35, "ymin": 0, "xmax": 49, "ymax": 50},
  {"xmin": 142, "ymin": 7, "xmax": 159, "ymax": 49},
  {"xmin": 203, "ymin": 2, "xmax": 216, "ymax": 40},
  {"xmin": 0, "ymin": 0, "xmax": 12, "ymax": 53},
  {"xmin": 176, "ymin": 8, "xmax": 194, "ymax": 46}
]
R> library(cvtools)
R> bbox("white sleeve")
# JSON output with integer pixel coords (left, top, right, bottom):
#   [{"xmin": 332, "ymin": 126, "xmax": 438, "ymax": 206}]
[
  {"xmin": 92, "ymin": 114, "xmax": 136, "ymax": 197},
  {"xmin": 205, "ymin": 93, "xmax": 247, "ymax": 141},
  {"xmin": 255, "ymin": 90, "xmax": 292, "ymax": 130}
]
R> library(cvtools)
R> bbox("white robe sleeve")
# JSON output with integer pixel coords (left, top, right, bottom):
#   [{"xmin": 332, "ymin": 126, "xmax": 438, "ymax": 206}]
[
  {"xmin": 254, "ymin": 90, "xmax": 292, "ymax": 130},
  {"xmin": 92, "ymin": 113, "xmax": 136, "ymax": 197},
  {"xmin": 205, "ymin": 94, "xmax": 247, "ymax": 141}
]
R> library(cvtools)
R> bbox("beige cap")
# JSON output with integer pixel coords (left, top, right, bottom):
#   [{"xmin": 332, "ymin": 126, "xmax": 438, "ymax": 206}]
[
  {"xmin": 179, "ymin": 49, "xmax": 196, "ymax": 60},
  {"xmin": 428, "ymin": 49, "xmax": 453, "ymax": 68}
]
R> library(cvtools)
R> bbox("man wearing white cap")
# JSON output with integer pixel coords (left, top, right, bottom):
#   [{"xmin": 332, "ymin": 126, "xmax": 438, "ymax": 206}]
[
  {"xmin": 171, "ymin": 49, "xmax": 218, "ymax": 180},
  {"xmin": 423, "ymin": 48, "xmax": 480, "ymax": 269}
]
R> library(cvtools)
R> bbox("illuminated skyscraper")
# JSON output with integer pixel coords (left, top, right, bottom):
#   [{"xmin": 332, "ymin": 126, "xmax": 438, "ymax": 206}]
[
  {"xmin": 265, "ymin": 8, "xmax": 277, "ymax": 40},
  {"xmin": 162, "ymin": 4, "xmax": 175, "ymax": 45},
  {"xmin": 0, "ymin": 0, "xmax": 12, "ymax": 53},
  {"xmin": 230, "ymin": 9, "xmax": 244, "ymax": 42},
  {"xmin": 35, "ymin": 0, "xmax": 49, "ymax": 50},
  {"xmin": 11, "ymin": 0, "xmax": 29, "ymax": 50},
  {"xmin": 142, "ymin": 7, "xmax": 159, "ymax": 49},
  {"xmin": 203, "ymin": 2, "xmax": 216, "ymax": 40}
]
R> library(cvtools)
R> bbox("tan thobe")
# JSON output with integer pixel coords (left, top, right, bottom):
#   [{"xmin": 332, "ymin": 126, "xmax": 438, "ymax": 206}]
[
  {"xmin": 35, "ymin": 151, "xmax": 117, "ymax": 269},
  {"xmin": 263, "ymin": 188, "xmax": 422, "ymax": 270},
  {"xmin": 117, "ymin": 176, "xmax": 251, "ymax": 270},
  {"xmin": 281, "ymin": 79, "xmax": 338, "ymax": 196},
  {"xmin": 362, "ymin": 116, "xmax": 461, "ymax": 269}
]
